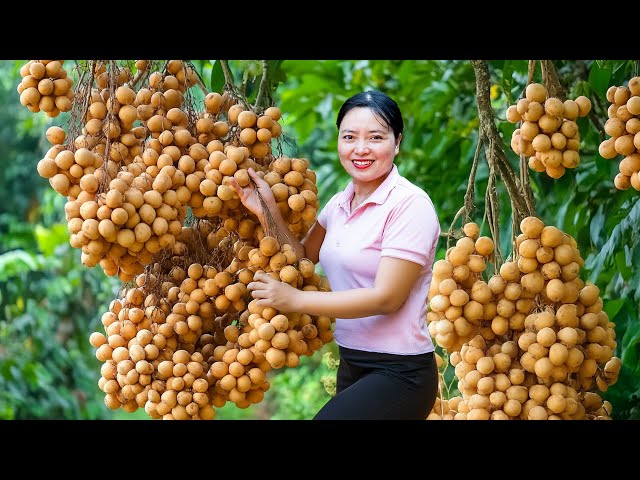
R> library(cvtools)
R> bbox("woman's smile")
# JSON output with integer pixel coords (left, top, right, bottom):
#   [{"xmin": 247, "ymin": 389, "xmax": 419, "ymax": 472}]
[{"xmin": 352, "ymin": 159, "xmax": 374, "ymax": 169}]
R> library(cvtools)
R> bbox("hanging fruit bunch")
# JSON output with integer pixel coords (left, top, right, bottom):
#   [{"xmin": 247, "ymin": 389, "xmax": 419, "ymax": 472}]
[
  {"xmin": 19, "ymin": 59, "xmax": 335, "ymax": 419},
  {"xmin": 426, "ymin": 219, "xmax": 620, "ymax": 420},
  {"xmin": 506, "ymin": 82, "xmax": 591, "ymax": 179},
  {"xmin": 17, "ymin": 60, "xmax": 74, "ymax": 117},
  {"xmin": 597, "ymin": 76, "xmax": 640, "ymax": 190},
  {"xmin": 89, "ymin": 221, "xmax": 334, "ymax": 419}
]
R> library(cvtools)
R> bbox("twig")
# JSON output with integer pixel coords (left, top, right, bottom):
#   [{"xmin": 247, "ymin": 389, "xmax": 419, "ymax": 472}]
[
  {"xmin": 220, "ymin": 60, "xmax": 234, "ymax": 86},
  {"xmin": 220, "ymin": 60, "xmax": 252, "ymax": 111},
  {"xmin": 129, "ymin": 61, "xmax": 149, "ymax": 89},
  {"xmin": 519, "ymin": 152, "xmax": 535, "ymax": 215},
  {"xmin": 447, "ymin": 206, "xmax": 466, "ymax": 250},
  {"xmin": 471, "ymin": 60, "xmax": 534, "ymax": 231},
  {"xmin": 257, "ymin": 190, "xmax": 294, "ymax": 248},
  {"xmin": 463, "ymin": 138, "xmax": 482, "ymax": 224},
  {"xmin": 527, "ymin": 60, "xmax": 537, "ymax": 86},
  {"xmin": 485, "ymin": 162, "xmax": 502, "ymax": 268},
  {"xmin": 81, "ymin": 60, "xmax": 96, "ymax": 126},
  {"xmin": 541, "ymin": 60, "xmax": 566, "ymax": 100},
  {"xmin": 254, "ymin": 60, "xmax": 272, "ymax": 111},
  {"xmin": 194, "ymin": 71, "xmax": 209, "ymax": 96}
]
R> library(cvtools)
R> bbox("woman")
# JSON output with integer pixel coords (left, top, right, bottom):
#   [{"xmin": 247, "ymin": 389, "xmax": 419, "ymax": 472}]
[{"xmin": 229, "ymin": 91, "xmax": 440, "ymax": 420}]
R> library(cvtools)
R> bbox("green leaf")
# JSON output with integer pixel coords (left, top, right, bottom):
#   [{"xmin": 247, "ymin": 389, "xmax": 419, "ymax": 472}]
[
  {"xmin": 0, "ymin": 250, "xmax": 41, "ymax": 280},
  {"xmin": 588, "ymin": 61, "xmax": 612, "ymax": 99},
  {"xmin": 34, "ymin": 223, "xmax": 68, "ymax": 257},
  {"xmin": 500, "ymin": 60, "xmax": 515, "ymax": 104},
  {"xmin": 603, "ymin": 298, "xmax": 626, "ymax": 321},
  {"xmin": 210, "ymin": 61, "xmax": 224, "ymax": 93},
  {"xmin": 587, "ymin": 196, "xmax": 640, "ymax": 281},
  {"xmin": 615, "ymin": 250, "xmax": 631, "ymax": 281},
  {"xmin": 589, "ymin": 204, "xmax": 606, "ymax": 246},
  {"xmin": 267, "ymin": 60, "xmax": 286, "ymax": 85}
]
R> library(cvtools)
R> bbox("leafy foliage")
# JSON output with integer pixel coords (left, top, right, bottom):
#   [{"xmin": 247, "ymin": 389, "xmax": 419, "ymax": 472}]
[{"xmin": 0, "ymin": 62, "xmax": 120, "ymax": 419}]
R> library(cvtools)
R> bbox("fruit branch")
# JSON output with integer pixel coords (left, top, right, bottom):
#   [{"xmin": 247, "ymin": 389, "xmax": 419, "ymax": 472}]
[
  {"xmin": 81, "ymin": 60, "xmax": 96, "ymax": 125},
  {"xmin": 471, "ymin": 60, "xmax": 534, "ymax": 231},
  {"xmin": 541, "ymin": 60, "xmax": 566, "ymax": 100},
  {"xmin": 443, "ymin": 137, "xmax": 483, "ymax": 246},
  {"xmin": 220, "ymin": 60, "xmax": 251, "ymax": 111},
  {"xmin": 255, "ymin": 60, "xmax": 273, "ymax": 111},
  {"xmin": 220, "ymin": 60, "xmax": 234, "ymax": 87},
  {"xmin": 485, "ymin": 163, "xmax": 503, "ymax": 267},
  {"xmin": 67, "ymin": 60, "xmax": 95, "ymax": 150},
  {"xmin": 527, "ymin": 60, "xmax": 537, "ymax": 85},
  {"xmin": 129, "ymin": 61, "xmax": 149, "ymax": 90},
  {"xmin": 463, "ymin": 138, "xmax": 482, "ymax": 223},
  {"xmin": 519, "ymin": 151, "xmax": 535, "ymax": 217}
]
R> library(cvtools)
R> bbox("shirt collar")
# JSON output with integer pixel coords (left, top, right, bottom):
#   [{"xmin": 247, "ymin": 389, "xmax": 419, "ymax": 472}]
[{"xmin": 338, "ymin": 164, "xmax": 400, "ymax": 212}]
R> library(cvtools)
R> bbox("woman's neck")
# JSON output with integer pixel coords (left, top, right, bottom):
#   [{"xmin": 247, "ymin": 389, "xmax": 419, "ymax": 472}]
[{"xmin": 351, "ymin": 173, "xmax": 388, "ymax": 208}]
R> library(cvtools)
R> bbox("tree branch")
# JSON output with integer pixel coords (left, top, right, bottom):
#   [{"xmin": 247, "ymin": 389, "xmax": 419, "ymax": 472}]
[
  {"xmin": 471, "ymin": 60, "xmax": 534, "ymax": 231},
  {"xmin": 254, "ymin": 60, "xmax": 272, "ymax": 111},
  {"xmin": 541, "ymin": 60, "xmax": 566, "ymax": 100},
  {"xmin": 220, "ymin": 60, "xmax": 252, "ymax": 111},
  {"xmin": 220, "ymin": 60, "xmax": 234, "ymax": 87},
  {"xmin": 527, "ymin": 60, "xmax": 537, "ymax": 85},
  {"xmin": 129, "ymin": 61, "xmax": 148, "ymax": 89},
  {"xmin": 463, "ymin": 138, "xmax": 482, "ymax": 224}
]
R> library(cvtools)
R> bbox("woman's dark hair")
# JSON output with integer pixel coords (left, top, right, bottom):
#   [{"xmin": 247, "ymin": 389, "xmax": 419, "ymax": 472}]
[{"xmin": 336, "ymin": 90, "xmax": 404, "ymax": 141}]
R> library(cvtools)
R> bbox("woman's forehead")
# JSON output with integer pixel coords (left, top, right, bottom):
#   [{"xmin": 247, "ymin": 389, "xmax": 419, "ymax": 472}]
[{"xmin": 339, "ymin": 108, "xmax": 389, "ymax": 131}]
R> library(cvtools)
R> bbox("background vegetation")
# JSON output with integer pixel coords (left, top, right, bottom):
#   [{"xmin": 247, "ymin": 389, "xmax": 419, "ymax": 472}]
[{"xmin": 1, "ymin": 59, "xmax": 638, "ymax": 419}]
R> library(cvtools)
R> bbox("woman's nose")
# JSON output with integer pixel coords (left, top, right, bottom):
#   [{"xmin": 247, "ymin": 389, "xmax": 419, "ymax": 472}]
[{"xmin": 354, "ymin": 140, "xmax": 370, "ymax": 154}]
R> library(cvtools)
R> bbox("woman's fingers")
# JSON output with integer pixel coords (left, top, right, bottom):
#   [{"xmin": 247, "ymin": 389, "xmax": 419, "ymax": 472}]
[
  {"xmin": 248, "ymin": 168, "xmax": 269, "ymax": 190},
  {"xmin": 227, "ymin": 177, "xmax": 241, "ymax": 196},
  {"xmin": 247, "ymin": 168, "xmax": 259, "ymax": 181},
  {"xmin": 247, "ymin": 278, "xmax": 267, "ymax": 291}
]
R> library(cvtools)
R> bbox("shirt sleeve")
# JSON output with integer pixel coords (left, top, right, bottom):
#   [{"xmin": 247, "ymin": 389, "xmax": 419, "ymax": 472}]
[
  {"xmin": 381, "ymin": 194, "xmax": 440, "ymax": 266},
  {"xmin": 316, "ymin": 192, "xmax": 340, "ymax": 229}
]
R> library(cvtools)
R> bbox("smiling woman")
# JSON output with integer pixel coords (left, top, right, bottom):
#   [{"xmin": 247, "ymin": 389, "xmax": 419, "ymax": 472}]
[{"xmin": 231, "ymin": 90, "xmax": 442, "ymax": 420}]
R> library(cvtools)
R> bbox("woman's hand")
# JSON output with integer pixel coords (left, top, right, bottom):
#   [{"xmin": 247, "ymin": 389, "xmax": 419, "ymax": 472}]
[
  {"xmin": 247, "ymin": 271, "xmax": 300, "ymax": 312},
  {"xmin": 228, "ymin": 168, "xmax": 277, "ymax": 223}
]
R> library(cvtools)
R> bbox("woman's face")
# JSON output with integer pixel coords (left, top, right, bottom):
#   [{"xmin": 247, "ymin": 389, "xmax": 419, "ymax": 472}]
[{"xmin": 338, "ymin": 107, "xmax": 401, "ymax": 185}]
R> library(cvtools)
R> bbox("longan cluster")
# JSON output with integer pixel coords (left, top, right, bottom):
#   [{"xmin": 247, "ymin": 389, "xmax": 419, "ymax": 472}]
[
  {"xmin": 17, "ymin": 60, "xmax": 74, "ymax": 117},
  {"xmin": 426, "ymin": 218, "xmax": 621, "ymax": 420},
  {"xmin": 22, "ymin": 60, "xmax": 334, "ymax": 418},
  {"xmin": 507, "ymin": 82, "xmax": 591, "ymax": 178},
  {"xmin": 227, "ymin": 105, "xmax": 284, "ymax": 165},
  {"xmin": 29, "ymin": 60, "xmax": 309, "ymax": 282},
  {"xmin": 597, "ymin": 77, "xmax": 640, "ymax": 190},
  {"xmin": 89, "ymin": 222, "xmax": 335, "ymax": 419},
  {"xmin": 260, "ymin": 157, "xmax": 319, "ymax": 239},
  {"xmin": 426, "ymin": 222, "xmax": 496, "ymax": 352}
]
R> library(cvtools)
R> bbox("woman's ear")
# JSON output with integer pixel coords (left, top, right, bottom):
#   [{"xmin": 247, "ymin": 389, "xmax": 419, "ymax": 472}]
[{"xmin": 395, "ymin": 133, "xmax": 402, "ymax": 153}]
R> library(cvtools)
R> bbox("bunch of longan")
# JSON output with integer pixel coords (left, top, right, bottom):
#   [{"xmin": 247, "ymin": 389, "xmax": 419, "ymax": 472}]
[
  {"xmin": 90, "ymin": 222, "xmax": 335, "ymax": 419},
  {"xmin": 507, "ymin": 82, "xmax": 591, "ymax": 178},
  {"xmin": 597, "ymin": 77, "xmax": 640, "ymax": 190},
  {"xmin": 426, "ymin": 218, "xmax": 620, "ymax": 420},
  {"xmin": 17, "ymin": 60, "xmax": 74, "ymax": 117}
]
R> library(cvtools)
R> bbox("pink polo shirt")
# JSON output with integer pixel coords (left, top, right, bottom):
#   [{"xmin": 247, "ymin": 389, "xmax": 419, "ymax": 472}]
[{"xmin": 317, "ymin": 164, "xmax": 440, "ymax": 355}]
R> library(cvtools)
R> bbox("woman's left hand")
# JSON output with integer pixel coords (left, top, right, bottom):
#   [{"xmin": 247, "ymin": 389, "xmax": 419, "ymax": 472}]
[{"xmin": 247, "ymin": 271, "xmax": 300, "ymax": 312}]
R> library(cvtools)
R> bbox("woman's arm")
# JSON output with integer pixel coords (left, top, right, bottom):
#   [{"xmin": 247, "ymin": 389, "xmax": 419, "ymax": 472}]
[
  {"xmin": 248, "ymin": 256, "xmax": 423, "ymax": 317},
  {"xmin": 299, "ymin": 221, "xmax": 325, "ymax": 264}
]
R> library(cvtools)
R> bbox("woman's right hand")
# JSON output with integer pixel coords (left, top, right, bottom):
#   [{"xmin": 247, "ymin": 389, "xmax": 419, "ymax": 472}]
[{"xmin": 228, "ymin": 168, "xmax": 277, "ymax": 222}]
